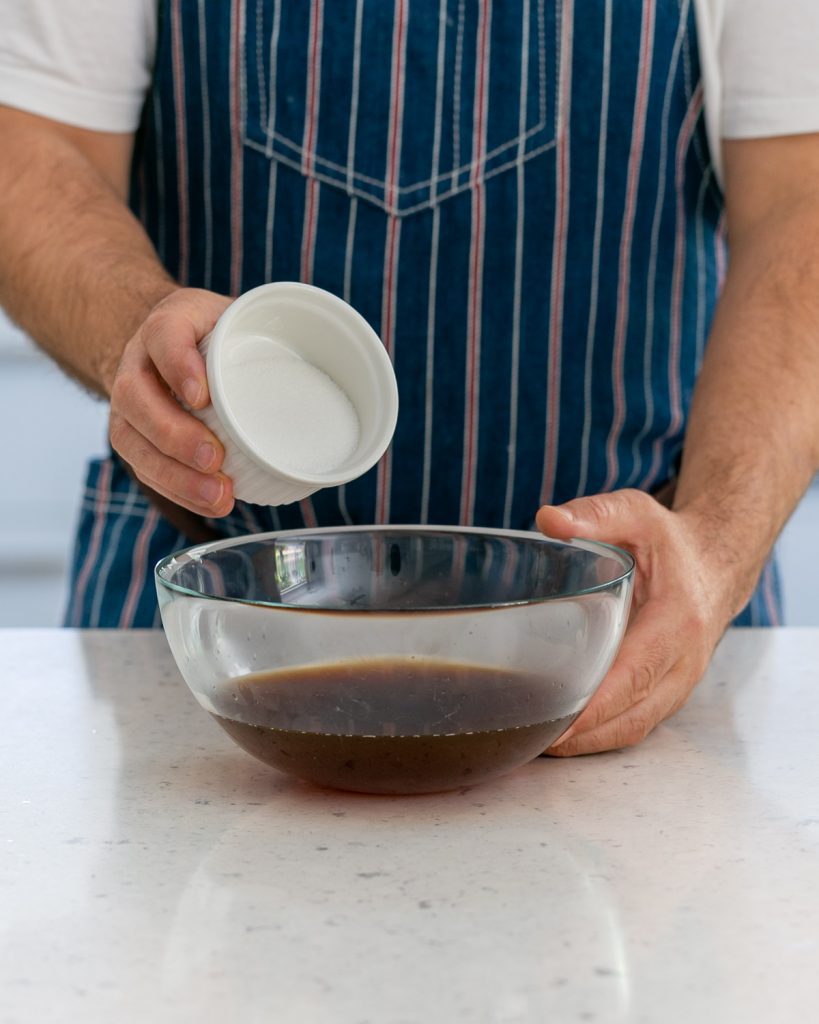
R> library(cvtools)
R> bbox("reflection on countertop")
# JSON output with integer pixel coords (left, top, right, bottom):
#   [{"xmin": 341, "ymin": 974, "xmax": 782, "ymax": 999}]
[{"xmin": 1, "ymin": 627, "xmax": 818, "ymax": 1023}]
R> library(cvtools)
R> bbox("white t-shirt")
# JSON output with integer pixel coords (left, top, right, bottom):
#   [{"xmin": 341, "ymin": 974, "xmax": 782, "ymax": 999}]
[{"xmin": 1, "ymin": 0, "xmax": 819, "ymax": 185}]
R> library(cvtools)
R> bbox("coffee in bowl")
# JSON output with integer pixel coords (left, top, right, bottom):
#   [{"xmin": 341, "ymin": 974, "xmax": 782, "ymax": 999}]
[{"xmin": 208, "ymin": 657, "xmax": 578, "ymax": 794}]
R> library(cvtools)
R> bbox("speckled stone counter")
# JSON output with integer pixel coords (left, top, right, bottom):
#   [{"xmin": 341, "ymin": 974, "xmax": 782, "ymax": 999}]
[{"xmin": 2, "ymin": 629, "xmax": 818, "ymax": 1023}]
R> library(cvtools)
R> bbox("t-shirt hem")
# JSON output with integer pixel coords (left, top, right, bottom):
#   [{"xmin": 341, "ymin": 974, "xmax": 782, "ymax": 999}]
[
  {"xmin": 0, "ymin": 65, "xmax": 144, "ymax": 132},
  {"xmin": 722, "ymin": 97, "xmax": 819, "ymax": 140}
]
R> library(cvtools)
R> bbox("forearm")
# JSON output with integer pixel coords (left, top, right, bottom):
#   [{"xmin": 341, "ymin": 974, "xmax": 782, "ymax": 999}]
[
  {"xmin": 673, "ymin": 201, "xmax": 819, "ymax": 618},
  {"xmin": 0, "ymin": 109, "xmax": 176, "ymax": 396}
]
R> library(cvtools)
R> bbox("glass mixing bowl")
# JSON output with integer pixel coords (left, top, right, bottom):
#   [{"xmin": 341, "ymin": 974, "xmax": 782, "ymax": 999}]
[{"xmin": 155, "ymin": 526, "xmax": 634, "ymax": 794}]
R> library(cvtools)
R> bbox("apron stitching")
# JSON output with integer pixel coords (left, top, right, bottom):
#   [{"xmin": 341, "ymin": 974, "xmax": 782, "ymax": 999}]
[
  {"xmin": 539, "ymin": 0, "xmax": 574, "ymax": 506},
  {"xmin": 345, "ymin": 0, "xmax": 365, "ymax": 196},
  {"xmin": 419, "ymin": 0, "xmax": 448, "ymax": 521},
  {"xmin": 459, "ymin": 0, "xmax": 492, "ymax": 524},
  {"xmin": 641, "ymin": 83, "xmax": 705, "ymax": 491},
  {"xmin": 197, "ymin": 0, "xmax": 214, "ymax": 290},
  {"xmin": 300, "ymin": 0, "xmax": 322, "ymax": 177},
  {"xmin": 119, "ymin": 507, "xmax": 161, "ymax": 628},
  {"xmin": 152, "ymin": 84, "xmax": 167, "ymax": 263},
  {"xmin": 255, "ymin": 0, "xmax": 267, "ymax": 127},
  {"xmin": 681, "ymin": 3, "xmax": 693, "ymax": 103},
  {"xmin": 420, "ymin": 204, "xmax": 441, "ymax": 524},
  {"xmin": 89, "ymin": 468, "xmax": 140, "ymax": 627},
  {"xmin": 296, "ymin": 0, "xmax": 324, "ymax": 532},
  {"xmin": 337, "ymin": 188, "xmax": 359, "ymax": 528},
  {"xmin": 245, "ymin": 0, "xmax": 553, "ymax": 197},
  {"xmin": 539, "ymin": 0, "xmax": 548, "ymax": 125},
  {"xmin": 680, "ymin": 0, "xmax": 709, "ymax": 173},
  {"xmin": 251, "ymin": 116, "xmax": 551, "ymax": 192},
  {"xmin": 428, "ymin": 0, "xmax": 448, "ymax": 207},
  {"xmin": 376, "ymin": 0, "xmax": 409, "ymax": 523},
  {"xmin": 243, "ymin": 134, "xmax": 558, "ymax": 216},
  {"xmin": 500, "ymin": 0, "xmax": 532, "ymax": 525},
  {"xmin": 694, "ymin": 165, "xmax": 714, "ymax": 368},
  {"xmin": 603, "ymin": 0, "xmax": 658, "ymax": 493},
  {"xmin": 576, "ymin": 0, "xmax": 613, "ymax": 498},
  {"xmin": 70, "ymin": 459, "xmax": 114, "ymax": 627},
  {"xmin": 763, "ymin": 561, "xmax": 781, "ymax": 626},
  {"xmin": 229, "ymin": 0, "xmax": 246, "ymax": 297},
  {"xmin": 265, "ymin": 0, "xmax": 283, "ymax": 157},
  {"xmin": 626, "ymin": 0, "xmax": 693, "ymax": 488},
  {"xmin": 333, "ymin": 0, "xmax": 360, "ymax": 522},
  {"xmin": 452, "ymin": 0, "xmax": 465, "ymax": 176},
  {"xmin": 171, "ymin": 0, "xmax": 190, "ymax": 285},
  {"xmin": 263, "ymin": 158, "xmax": 277, "ymax": 281},
  {"xmin": 81, "ymin": 498, "xmax": 152, "ymax": 516}
]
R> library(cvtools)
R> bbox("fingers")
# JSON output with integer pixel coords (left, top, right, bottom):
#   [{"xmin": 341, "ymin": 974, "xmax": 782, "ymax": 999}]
[
  {"xmin": 141, "ymin": 290, "xmax": 233, "ymax": 409},
  {"xmin": 110, "ymin": 356, "xmax": 225, "ymax": 473},
  {"xmin": 555, "ymin": 607, "xmax": 679, "ymax": 738},
  {"xmin": 145, "ymin": 474, "xmax": 235, "ymax": 521},
  {"xmin": 545, "ymin": 604, "xmax": 713, "ymax": 756},
  {"xmin": 536, "ymin": 488, "xmax": 662, "ymax": 547},
  {"xmin": 534, "ymin": 487, "xmax": 725, "ymax": 758},
  {"xmin": 108, "ymin": 288, "xmax": 237, "ymax": 520},
  {"xmin": 535, "ymin": 504, "xmax": 576, "ymax": 540},
  {"xmin": 546, "ymin": 667, "xmax": 692, "ymax": 756},
  {"xmin": 110, "ymin": 419, "xmax": 234, "ymax": 518}
]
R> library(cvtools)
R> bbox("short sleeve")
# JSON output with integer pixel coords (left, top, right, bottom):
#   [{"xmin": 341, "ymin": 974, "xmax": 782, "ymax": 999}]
[
  {"xmin": 719, "ymin": 0, "xmax": 819, "ymax": 140},
  {"xmin": 0, "ymin": 0, "xmax": 157, "ymax": 132}
]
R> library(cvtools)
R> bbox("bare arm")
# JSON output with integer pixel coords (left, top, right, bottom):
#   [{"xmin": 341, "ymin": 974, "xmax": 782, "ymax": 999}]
[
  {"xmin": 0, "ymin": 106, "xmax": 169, "ymax": 390},
  {"xmin": 673, "ymin": 134, "xmax": 819, "ymax": 612},
  {"xmin": 538, "ymin": 133, "xmax": 819, "ymax": 754},
  {"xmin": 0, "ymin": 106, "xmax": 233, "ymax": 515}
]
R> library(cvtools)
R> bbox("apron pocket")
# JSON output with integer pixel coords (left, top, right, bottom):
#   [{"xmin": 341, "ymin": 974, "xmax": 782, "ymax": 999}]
[{"xmin": 242, "ymin": 0, "xmax": 562, "ymax": 216}]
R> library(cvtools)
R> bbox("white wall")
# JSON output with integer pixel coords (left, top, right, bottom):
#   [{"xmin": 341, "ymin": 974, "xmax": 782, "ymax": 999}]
[
  {"xmin": 0, "ymin": 312, "xmax": 816, "ymax": 627},
  {"xmin": 0, "ymin": 313, "xmax": 108, "ymax": 625},
  {"xmin": 776, "ymin": 491, "xmax": 819, "ymax": 626}
]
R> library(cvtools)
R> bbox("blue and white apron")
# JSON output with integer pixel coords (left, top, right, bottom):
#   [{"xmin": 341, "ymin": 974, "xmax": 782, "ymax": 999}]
[{"xmin": 65, "ymin": 0, "xmax": 781, "ymax": 627}]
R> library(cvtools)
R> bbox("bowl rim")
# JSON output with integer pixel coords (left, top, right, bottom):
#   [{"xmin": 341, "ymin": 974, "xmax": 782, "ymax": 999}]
[{"xmin": 154, "ymin": 524, "xmax": 635, "ymax": 613}]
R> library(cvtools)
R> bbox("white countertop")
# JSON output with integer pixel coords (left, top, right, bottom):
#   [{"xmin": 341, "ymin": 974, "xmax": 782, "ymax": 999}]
[{"xmin": 2, "ymin": 628, "xmax": 818, "ymax": 1023}]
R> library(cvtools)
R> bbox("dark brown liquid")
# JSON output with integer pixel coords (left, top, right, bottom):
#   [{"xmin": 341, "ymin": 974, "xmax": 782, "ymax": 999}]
[{"xmin": 210, "ymin": 659, "xmax": 576, "ymax": 794}]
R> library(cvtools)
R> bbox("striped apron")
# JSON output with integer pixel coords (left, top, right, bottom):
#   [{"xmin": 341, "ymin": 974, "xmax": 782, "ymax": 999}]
[{"xmin": 65, "ymin": 0, "xmax": 781, "ymax": 627}]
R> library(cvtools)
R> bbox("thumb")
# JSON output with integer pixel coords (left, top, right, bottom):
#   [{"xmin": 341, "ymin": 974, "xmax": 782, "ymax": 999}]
[
  {"xmin": 535, "ymin": 503, "xmax": 577, "ymax": 541},
  {"xmin": 536, "ymin": 489, "xmax": 653, "ymax": 545}
]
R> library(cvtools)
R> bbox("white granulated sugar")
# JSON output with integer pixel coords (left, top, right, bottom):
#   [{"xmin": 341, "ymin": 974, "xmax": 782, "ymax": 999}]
[{"xmin": 223, "ymin": 340, "xmax": 359, "ymax": 475}]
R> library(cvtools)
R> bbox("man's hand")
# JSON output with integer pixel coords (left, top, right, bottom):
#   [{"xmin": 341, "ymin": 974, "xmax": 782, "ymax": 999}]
[
  {"xmin": 536, "ymin": 490, "xmax": 732, "ymax": 756},
  {"xmin": 107, "ymin": 288, "xmax": 235, "ymax": 518}
]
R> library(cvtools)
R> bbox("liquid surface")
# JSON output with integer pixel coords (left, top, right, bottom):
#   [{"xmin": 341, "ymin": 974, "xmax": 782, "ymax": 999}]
[{"xmin": 209, "ymin": 659, "xmax": 578, "ymax": 794}]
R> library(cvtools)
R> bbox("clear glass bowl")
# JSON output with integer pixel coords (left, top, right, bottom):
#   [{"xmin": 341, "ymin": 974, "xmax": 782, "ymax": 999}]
[{"xmin": 155, "ymin": 527, "xmax": 634, "ymax": 794}]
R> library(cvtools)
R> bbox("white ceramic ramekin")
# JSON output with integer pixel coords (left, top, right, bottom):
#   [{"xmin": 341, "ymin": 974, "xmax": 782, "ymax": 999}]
[{"xmin": 194, "ymin": 283, "xmax": 398, "ymax": 506}]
